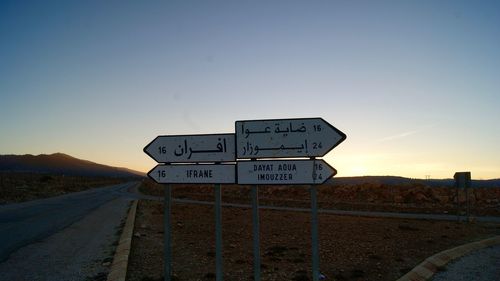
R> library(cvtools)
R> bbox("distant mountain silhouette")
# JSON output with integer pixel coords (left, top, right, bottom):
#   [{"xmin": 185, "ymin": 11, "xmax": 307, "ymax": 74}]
[
  {"xmin": 0, "ymin": 153, "xmax": 145, "ymax": 178},
  {"xmin": 329, "ymin": 175, "xmax": 500, "ymax": 188}
]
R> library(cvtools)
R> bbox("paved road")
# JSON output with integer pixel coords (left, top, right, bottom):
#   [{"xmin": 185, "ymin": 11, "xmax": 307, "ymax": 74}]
[
  {"xmin": 0, "ymin": 181, "xmax": 140, "ymax": 281},
  {"xmin": 432, "ymin": 244, "xmax": 500, "ymax": 281}
]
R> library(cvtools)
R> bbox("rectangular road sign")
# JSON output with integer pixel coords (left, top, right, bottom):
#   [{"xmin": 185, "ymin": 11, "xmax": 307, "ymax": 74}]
[
  {"xmin": 237, "ymin": 159, "xmax": 336, "ymax": 185},
  {"xmin": 235, "ymin": 118, "xmax": 346, "ymax": 159},
  {"xmin": 454, "ymin": 172, "xmax": 471, "ymax": 189},
  {"xmin": 144, "ymin": 134, "xmax": 235, "ymax": 163},
  {"xmin": 148, "ymin": 164, "xmax": 236, "ymax": 184}
]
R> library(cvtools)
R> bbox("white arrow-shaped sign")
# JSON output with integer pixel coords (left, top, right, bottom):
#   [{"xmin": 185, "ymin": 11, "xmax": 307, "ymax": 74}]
[
  {"xmin": 148, "ymin": 164, "xmax": 236, "ymax": 184},
  {"xmin": 144, "ymin": 134, "xmax": 235, "ymax": 163},
  {"xmin": 235, "ymin": 118, "xmax": 346, "ymax": 159},
  {"xmin": 237, "ymin": 159, "xmax": 336, "ymax": 185}
]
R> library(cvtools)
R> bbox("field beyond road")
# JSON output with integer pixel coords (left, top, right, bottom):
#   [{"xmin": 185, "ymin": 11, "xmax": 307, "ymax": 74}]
[
  {"xmin": 0, "ymin": 172, "xmax": 127, "ymax": 204},
  {"xmin": 127, "ymin": 199, "xmax": 500, "ymax": 281}
]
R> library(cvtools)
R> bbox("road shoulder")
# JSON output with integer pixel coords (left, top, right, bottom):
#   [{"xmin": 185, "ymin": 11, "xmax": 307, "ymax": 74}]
[
  {"xmin": 0, "ymin": 197, "xmax": 131, "ymax": 281},
  {"xmin": 397, "ymin": 235, "xmax": 500, "ymax": 281},
  {"xmin": 107, "ymin": 200, "xmax": 138, "ymax": 281}
]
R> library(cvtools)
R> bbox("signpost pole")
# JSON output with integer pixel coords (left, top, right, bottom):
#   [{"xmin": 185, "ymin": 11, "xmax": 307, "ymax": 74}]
[
  {"xmin": 465, "ymin": 173, "xmax": 471, "ymax": 222},
  {"xmin": 252, "ymin": 185, "xmax": 261, "ymax": 281},
  {"xmin": 164, "ymin": 184, "xmax": 172, "ymax": 281},
  {"xmin": 311, "ymin": 185, "xmax": 320, "ymax": 281},
  {"xmin": 465, "ymin": 183, "xmax": 470, "ymax": 222},
  {"xmin": 456, "ymin": 181, "xmax": 460, "ymax": 222},
  {"xmin": 454, "ymin": 172, "xmax": 471, "ymax": 223},
  {"xmin": 311, "ymin": 159, "xmax": 320, "ymax": 281},
  {"xmin": 215, "ymin": 184, "xmax": 223, "ymax": 281}
]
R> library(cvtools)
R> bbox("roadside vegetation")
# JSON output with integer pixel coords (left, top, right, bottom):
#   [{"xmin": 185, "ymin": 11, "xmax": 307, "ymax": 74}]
[
  {"xmin": 139, "ymin": 179, "xmax": 164, "ymax": 197},
  {"xmin": 138, "ymin": 179, "xmax": 500, "ymax": 216},
  {"xmin": 0, "ymin": 172, "xmax": 127, "ymax": 204}
]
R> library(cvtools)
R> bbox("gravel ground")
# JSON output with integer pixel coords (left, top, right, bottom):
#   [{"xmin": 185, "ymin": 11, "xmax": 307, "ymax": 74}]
[
  {"xmin": 432, "ymin": 244, "xmax": 500, "ymax": 281},
  {"xmin": 0, "ymin": 197, "xmax": 131, "ymax": 281},
  {"xmin": 127, "ymin": 200, "xmax": 500, "ymax": 281}
]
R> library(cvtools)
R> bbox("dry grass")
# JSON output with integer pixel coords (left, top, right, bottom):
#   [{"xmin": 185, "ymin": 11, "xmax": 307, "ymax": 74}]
[
  {"xmin": 138, "ymin": 180, "xmax": 500, "ymax": 216},
  {"xmin": 127, "ymin": 199, "xmax": 500, "ymax": 281}
]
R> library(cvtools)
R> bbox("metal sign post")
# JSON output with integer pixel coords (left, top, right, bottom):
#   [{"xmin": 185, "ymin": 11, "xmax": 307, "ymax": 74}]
[
  {"xmin": 311, "ymin": 185, "xmax": 320, "ymax": 281},
  {"xmin": 252, "ymin": 185, "xmax": 261, "ymax": 281},
  {"xmin": 215, "ymin": 184, "xmax": 223, "ymax": 281},
  {"xmin": 311, "ymin": 159, "xmax": 320, "ymax": 281},
  {"xmin": 454, "ymin": 172, "xmax": 471, "ymax": 222},
  {"xmin": 164, "ymin": 184, "xmax": 172, "ymax": 281},
  {"xmin": 455, "ymin": 181, "xmax": 460, "ymax": 222}
]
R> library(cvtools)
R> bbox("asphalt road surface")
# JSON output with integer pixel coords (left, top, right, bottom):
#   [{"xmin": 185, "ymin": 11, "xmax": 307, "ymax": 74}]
[{"xmin": 0, "ymin": 181, "xmax": 139, "ymax": 281}]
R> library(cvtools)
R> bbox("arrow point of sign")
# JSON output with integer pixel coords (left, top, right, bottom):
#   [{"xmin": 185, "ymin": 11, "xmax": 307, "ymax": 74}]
[
  {"xmin": 147, "ymin": 165, "xmax": 160, "ymax": 184},
  {"xmin": 143, "ymin": 136, "xmax": 159, "ymax": 161},
  {"xmin": 317, "ymin": 159, "xmax": 337, "ymax": 184},
  {"xmin": 320, "ymin": 118, "xmax": 347, "ymax": 152},
  {"xmin": 235, "ymin": 118, "xmax": 346, "ymax": 159}
]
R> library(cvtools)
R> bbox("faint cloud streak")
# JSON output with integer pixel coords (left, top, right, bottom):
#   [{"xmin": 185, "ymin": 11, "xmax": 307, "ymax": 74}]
[
  {"xmin": 377, "ymin": 130, "xmax": 420, "ymax": 142},
  {"xmin": 377, "ymin": 123, "xmax": 440, "ymax": 142}
]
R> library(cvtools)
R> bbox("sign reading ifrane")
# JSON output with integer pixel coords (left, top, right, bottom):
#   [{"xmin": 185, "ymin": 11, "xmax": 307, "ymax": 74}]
[{"xmin": 149, "ymin": 164, "xmax": 236, "ymax": 184}]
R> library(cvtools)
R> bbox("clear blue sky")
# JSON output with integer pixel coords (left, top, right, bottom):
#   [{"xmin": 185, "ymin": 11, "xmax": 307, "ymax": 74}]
[{"xmin": 1, "ymin": 0, "xmax": 499, "ymax": 179}]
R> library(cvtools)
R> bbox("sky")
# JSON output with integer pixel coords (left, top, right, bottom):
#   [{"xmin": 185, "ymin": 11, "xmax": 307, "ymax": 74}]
[{"xmin": 1, "ymin": 0, "xmax": 499, "ymax": 179}]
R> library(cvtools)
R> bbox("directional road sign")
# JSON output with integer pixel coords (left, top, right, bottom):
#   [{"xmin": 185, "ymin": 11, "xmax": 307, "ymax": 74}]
[
  {"xmin": 237, "ymin": 159, "xmax": 336, "ymax": 185},
  {"xmin": 148, "ymin": 164, "xmax": 236, "ymax": 184},
  {"xmin": 235, "ymin": 118, "xmax": 346, "ymax": 159},
  {"xmin": 454, "ymin": 172, "xmax": 471, "ymax": 189},
  {"xmin": 144, "ymin": 134, "xmax": 235, "ymax": 163}
]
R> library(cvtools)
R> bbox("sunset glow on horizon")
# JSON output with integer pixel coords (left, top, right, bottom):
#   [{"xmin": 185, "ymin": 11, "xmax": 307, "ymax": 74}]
[{"xmin": 1, "ymin": 1, "xmax": 500, "ymax": 180}]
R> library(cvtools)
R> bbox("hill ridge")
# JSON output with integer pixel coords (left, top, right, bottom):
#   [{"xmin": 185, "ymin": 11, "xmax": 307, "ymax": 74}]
[{"xmin": 0, "ymin": 153, "xmax": 144, "ymax": 178}]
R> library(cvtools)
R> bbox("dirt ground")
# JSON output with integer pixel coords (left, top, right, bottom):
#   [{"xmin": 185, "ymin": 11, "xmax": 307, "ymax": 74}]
[
  {"xmin": 139, "ymin": 181, "xmax": 500, "ymax": 217},
  {"xmin": 126, "ymin": 200, "xmax": 500, "ymax": 281}
]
